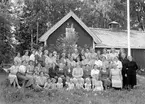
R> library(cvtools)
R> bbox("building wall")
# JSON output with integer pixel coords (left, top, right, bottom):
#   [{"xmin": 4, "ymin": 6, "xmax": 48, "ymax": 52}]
[
  {"xmin": 95, "ymin": 48, "xmax": 145, "ymax": 69},
  {"xmin": 47, "ymin": 17, "xmax": 93, "ymax": 48}
]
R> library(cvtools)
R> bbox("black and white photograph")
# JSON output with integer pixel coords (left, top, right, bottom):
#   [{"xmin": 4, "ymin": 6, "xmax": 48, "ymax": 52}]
[{"xmin": 0, "ymin": 0, "xmax": 145, "ymax": 104}]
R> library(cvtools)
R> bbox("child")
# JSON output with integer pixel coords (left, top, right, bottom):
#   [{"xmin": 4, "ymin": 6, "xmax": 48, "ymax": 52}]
[
  {"xmin": 92, "ymin": 78, "xmax": 103, "ymax": 91},
  {"xmin": 66, "ymin": 78, "xmax": 75, "ymax": 90},
  {"xmin": 8, "ymin": 62, "xmax": 21, "ymax": 88},
  {"xmin": 44, "ymin": 78, "xmax": 52, "ymax": 90},
  {"xmin": 84, "ymin": 78, "xmax": 91, "ymax": 91},
  {"xmin": 35, "ymin": 71, "xmax": 47, "ymax": 89},
  {"xmin": 76, "ymin": 78, "xmax": 84, "ymax": 89},
  {"xmin": 51, "ymin": 78, "xmax": 57, "ymax": 89},
  {"xmin": 56, "ymin": 77, "xmax": 63, "ymax": 89},
  {"xmin": 72, "ymin": 77, "xmax": 77, "ymax": 88}
]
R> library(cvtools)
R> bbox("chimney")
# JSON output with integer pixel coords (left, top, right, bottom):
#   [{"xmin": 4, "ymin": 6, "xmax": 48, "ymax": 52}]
[{"xmin": 108, "ymin": 21, "xmax": 120, "ymax": 31}]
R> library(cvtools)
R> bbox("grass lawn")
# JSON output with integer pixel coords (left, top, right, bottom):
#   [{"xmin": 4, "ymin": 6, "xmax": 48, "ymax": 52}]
[{"xmin": 0, "ymin": 71, "xmax": 145, "ymax": 104}]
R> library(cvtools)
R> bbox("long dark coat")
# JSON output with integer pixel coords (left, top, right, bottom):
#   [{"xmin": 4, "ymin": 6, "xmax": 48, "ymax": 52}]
[
  {"xmin": 126, "ymin": 61, "xmax": 138, "ymax": 86},
  {"xmin": 120, "ymin": 57, "xmax": 129, "ymax": 87}
]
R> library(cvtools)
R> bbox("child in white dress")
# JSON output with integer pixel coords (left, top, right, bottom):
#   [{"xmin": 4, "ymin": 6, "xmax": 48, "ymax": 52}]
[
  {"xmin": 51, "ymin": 78, "xmax": 57, "ymax": 89},
  {"xmin": 56, "ymin": 77, "xmax": 63, "ymax": 89},
  {"xmin": 84, "ymin": 78, "xmax": 91, "ymax": 91},
  {"xmin": 92, "ymin": 78, "xmax": 103, "ymax": 91},
  {"xmin": 66, "ymin": 78, "xmax": 75, "ymax": 90}
]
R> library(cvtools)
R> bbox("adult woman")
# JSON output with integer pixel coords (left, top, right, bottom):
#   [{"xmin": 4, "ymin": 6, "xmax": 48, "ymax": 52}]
[
  {"xmin": 14, "ymin": 52, "xmax": 22, "ymax": 65},
  {"xmin": 35, "ymin": 71, "xmax": 47, "ymax": 88},
  {"xmin": 45, "ymin": 53, "xmax": 54, "ymax": 65},
  {"xmin": 118, "ymin": 48, "xmax": 125, "ymax": 61},
  {"xmin": 102, "ymin": 48, "xmax": 109, "ymax": 60},
  {"xmin": 64, "ymin": 63, "xmax": 73, "ymax": 77},
  {"xmin": 72, "ymin": 49, "xmax": 79, "ymax": 62},
  {"xmin": 56, "ymin": 63, "xmax": 65, "ymax": 77},
  {"xmin": 113, "ymin": 57, "xmax": 122, "ymax": 71},
  {"xmin": 91, "ymin": 64, "xmax": 100, "ymax": 79},
  {"xmin": 110, "ymin": 64, "xmax": 122, "ymax": 89},
  {"xmin": 26, "ymin": 60, "xmax": 34, "ymax": 78},
  {"xmin": 29, "ymin": 50, "xmax": 36, "ymax": 62},
  {"xmin": 49, "ymin": 63, "xmax": 59, "ymax": 78},
  {"xmin": 120, "ymin": 53, "xmax": 129, "ymax": 89},
  {"xmin": 72, "ymin": 63, "xmax": 83, "ymax": 78},
  {"xmin": 83, "ymin": 64, "xmax": 91, "ymax": 78},
  {"xmin": 17, "ymin": 61, "xmax": 34, "ymax": 88},
  {"xmin": 127, "ymin": 56, "xmax": 138, "ymax": 89},
  {"xmin": 22, "ymin": 51, "xmax": 29, "ymax": 63},
  {"xmin": 100, "ymin": 66, "xmax": 110, "ymax": 90},
  {"xmin": 8, "ymin": 62, "xmax": 21, "ymax": 88}
]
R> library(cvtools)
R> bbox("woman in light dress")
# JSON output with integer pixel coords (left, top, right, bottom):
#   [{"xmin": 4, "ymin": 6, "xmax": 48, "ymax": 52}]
[
  {"xmin": 8, "ymin": 62, "xmax": 21, "ymax": 88},
  {"xmin": 14, "ymin": 52, "xmax": 22, "ymax": 65},
  {"xmin": 72, "ymin": 63, "xmax": 83, "ymax": 79},
  {"xmin": 110, "ymin": 63, "xmax": 122, "ymax": 89},
  {"xmin": 22, "ymin": 51, "xmax": 29, "ymax": 64}
]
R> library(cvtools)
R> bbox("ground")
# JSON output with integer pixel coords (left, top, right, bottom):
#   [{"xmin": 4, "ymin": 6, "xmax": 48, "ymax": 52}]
[{"xmin": 0, "ymin": 70, "xmax": 145, "ymax": 104}]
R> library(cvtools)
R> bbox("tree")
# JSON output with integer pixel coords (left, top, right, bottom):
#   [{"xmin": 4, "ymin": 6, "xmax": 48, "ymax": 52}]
[{"xmin": 0, "ymin": 2, "xmax": 16, "ymax": 64}]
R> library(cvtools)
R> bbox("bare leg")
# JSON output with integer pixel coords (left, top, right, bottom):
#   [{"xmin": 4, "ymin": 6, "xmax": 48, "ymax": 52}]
[
  {"xmin": 13, "ymin": 81, "xmax": 16, "ymax": 88},
  {"xmin": 15, "ymin": 78, "xmax": 21, "ymax": 88}
]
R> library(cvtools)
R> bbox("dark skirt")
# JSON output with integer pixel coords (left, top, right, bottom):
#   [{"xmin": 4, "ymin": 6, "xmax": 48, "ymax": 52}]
[{"xmin": 128, "ymin": 74, "xmax": 137, "ymax": 87}]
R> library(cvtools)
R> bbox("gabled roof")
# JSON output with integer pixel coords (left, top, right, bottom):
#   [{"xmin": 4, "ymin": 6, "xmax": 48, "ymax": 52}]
[
  {"xmin": 39, "ymin": 11, "xmax": 101, "ymax": 43},
  {"xmin": 90, "ymin": 28, "xmax": 145, "ymax": 49}
]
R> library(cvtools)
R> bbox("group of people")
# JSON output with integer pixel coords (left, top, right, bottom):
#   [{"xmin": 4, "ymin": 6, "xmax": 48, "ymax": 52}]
[{"xmin": 6, "ymin": 46, "xmax": 138, "ymax": 91}]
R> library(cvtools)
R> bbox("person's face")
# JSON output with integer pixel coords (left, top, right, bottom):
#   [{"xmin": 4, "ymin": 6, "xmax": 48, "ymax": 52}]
[
  {"xmin": 29, "ymin": 61, "xmax": 33, "ymax": 65},
  {"xmin": 40, "ymin": 72, "xmax": 44, "ymax": 76},
  {"xmin": 128, "ymin": 56, "xmax": 132, "ymax": 61},
  {"xmin": 17, "ymin": 53, "xmax": 20, "ymax": 57},
  {"xmin": 38, "ymin": 63, "xmax": 41, "ymax": 68},
  {"xmin": 45, "ymin": 50, "xmax": 48, "ymax": 55},
  {"xmin": 97, "ymin": 51, "xmax": 101, "ymax": 55},
  {"xmin": 103, "ymin": 49, "xmax": 107, "ymax": 54},
  {"xmin": 25, "ymin": 51, "xmax": 28, "ymax": 55},
  {"xmin": 86, "ymin": 49, "xmax": 89, "ymax": 52},
  {"xmin": 111, "ymin": 48, "xmax": 115, "ymax": 53}
]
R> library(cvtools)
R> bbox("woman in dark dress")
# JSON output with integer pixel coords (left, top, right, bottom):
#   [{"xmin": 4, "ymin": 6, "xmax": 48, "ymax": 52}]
[
  {"xmin": 127, "ymin": 56, "xmax": 138, "ymax": 89},
  {"xmin": 49, "ymin": 63, "xmax": 59, "ymax": 78},
  {"xmin": 120, "ymin": 53, "xmax": 129, "ymax": 89}
]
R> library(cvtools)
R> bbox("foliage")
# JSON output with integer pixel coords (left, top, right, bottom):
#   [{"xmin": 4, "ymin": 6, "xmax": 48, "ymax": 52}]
[{"xmin": 0, "ymin": 2, "xmax": 16, "ymax": 64}]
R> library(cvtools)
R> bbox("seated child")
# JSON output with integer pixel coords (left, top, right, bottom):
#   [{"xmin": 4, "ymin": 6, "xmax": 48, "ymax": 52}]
[
  {"xmin": 76, "ymin": 78, "xmax": 84, "ymax": 89},
  {"xmin": 84, "ymin": 78, "xmax": 91, "ymax": 91},
  {"xmin": 8, "ymin": 62, "xmax": 21, "ymax": 88},
  {"xmin": 72, "ymin": 77, "xmax": 77, "ymax": 88},
  {"xmin": 56, "ymin": 77, "xmax": 63, "ymax": 89},
  {"xmin": 92, "ymin": 78, "xmax": 103, "ymax": 91},
  {"xmin": 44, "ymin": 78, "xmax": 52, "ymax": 90},
  {"xmin": 35, "ymin": 71, "xmax": 47, "ymax": 89},
  {"xmin": 51, "ymin": 78, "xmax": 57, "ymax": 89},
  {"xmin": 66, "ymin": 78, "xmax": 75, "ymax": 90}
]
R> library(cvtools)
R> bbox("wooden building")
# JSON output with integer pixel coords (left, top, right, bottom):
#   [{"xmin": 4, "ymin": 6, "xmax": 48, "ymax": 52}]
[{"xmin": 40, "ymin": 11, "xmax": 145, "ymax": 69}]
